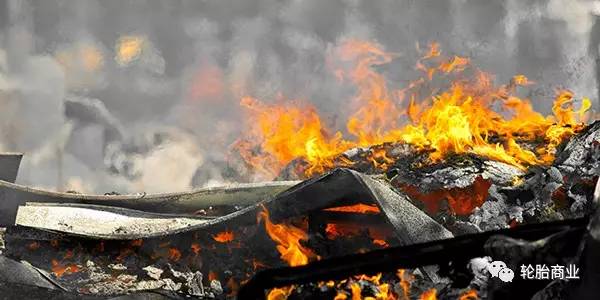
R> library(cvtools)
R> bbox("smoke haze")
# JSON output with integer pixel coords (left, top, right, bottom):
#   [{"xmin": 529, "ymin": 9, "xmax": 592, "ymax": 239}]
[{"xmin": 0, "ymin": 0, "xmax": 597, "ymax": 193}]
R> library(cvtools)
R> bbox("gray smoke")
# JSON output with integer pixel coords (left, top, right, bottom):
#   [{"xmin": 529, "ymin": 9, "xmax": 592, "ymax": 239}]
[{"xmin": 0, "ymin": 0, "xmax": 597, "ymax": 193}]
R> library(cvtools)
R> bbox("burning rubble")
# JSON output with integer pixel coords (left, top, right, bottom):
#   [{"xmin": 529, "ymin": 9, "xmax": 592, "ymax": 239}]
[{"xmin": 0, "ymin": 40, "xmax": 598, "ymax": 300}]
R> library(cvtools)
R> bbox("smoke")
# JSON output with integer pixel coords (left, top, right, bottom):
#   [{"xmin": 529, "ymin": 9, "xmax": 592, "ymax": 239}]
[{"xmin": 0, "ymin": 0, "xmax": 598, "ymax": 193}]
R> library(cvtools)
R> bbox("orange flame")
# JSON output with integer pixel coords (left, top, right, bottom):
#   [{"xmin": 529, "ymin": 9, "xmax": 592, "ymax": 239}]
[
  {"xmin": 397, "ymin": 269, "xmax": 414, "ymax": 300},
  {"xmin": 191, "ymin": 243, "xmax": 201, "ymax": 255},
  {"xmin": 213, "ymin": 230, "xmax": 235, "ymax": 243},
  {"xmin": 51, "ymin": 259, "xmax": 79, "ymax": 277},
  {"xmin": 459, "ymin": 289, "xmax": 478, "ymax": 300},
  {"xmin": 168, "ymin": 248, "xmax": 182, "ymax": 261},
  {"xmin": 400, "ymin": 176, "xmax": 492, "ymax": 215},
  {"xmin": 419, "ymin": 288, "xmax": 437, "ymax": 300},
  {"xmin": 324, "ymin": 203, "xmax": 381, "ymax": 214},
  {"xmin": 236, "ymin": 40, "xmax": 591, "ymax": 179},
  {"xmin": 258, "ymin": 208, "xmax": 316, "ymax": 267},
  {"xmin": 235, "ymin": 96, "xmax": 349, "ymax": 178},
  {"xmin": 267, "ymin": 286, "xmax": 294, "ymax": 300}
]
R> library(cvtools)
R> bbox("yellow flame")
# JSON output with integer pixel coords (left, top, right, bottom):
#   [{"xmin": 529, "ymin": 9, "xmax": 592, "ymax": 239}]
[
  {"xmin": 258, "ymin": 208, "xmax": 316, "ymax": 267},
  {"xmin": 236, "ymin": 41, "xmax": 591, "ymax": 178}
]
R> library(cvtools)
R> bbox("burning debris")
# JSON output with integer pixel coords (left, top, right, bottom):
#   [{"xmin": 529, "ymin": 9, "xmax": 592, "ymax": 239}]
[{"xmin": 0, "ymin": 40, "xmax": 598, "ymax": 300}]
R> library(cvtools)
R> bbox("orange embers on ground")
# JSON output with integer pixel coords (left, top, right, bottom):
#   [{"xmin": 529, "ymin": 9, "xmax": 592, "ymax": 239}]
[
  {"xmin": 51, "ymin": 259, "xmax": 80, "ymax": 278},
  {"xmin": 330, "ymin": 273, "xmax": 395, "ymax": 300},
  {"xmin": 213, "ymin": 230, "xmax": 235, "ymax": 243},
  {"xmin": 399, "ymin": 176, "xmax": 493, "ymax": 215},
  {"xmin": 235, "ymin": 40, "xmax": 591, "ymax": 179}
]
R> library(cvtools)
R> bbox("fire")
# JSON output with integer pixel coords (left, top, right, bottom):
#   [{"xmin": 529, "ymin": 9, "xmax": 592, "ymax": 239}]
[
  {"xmin": 115, "ymin": 35, "xmax": 144, "ymax": 66},
  {"xmin": 419, "ymin": 289, "xmax": 437, "ymax": 300},
  {"xmin": 267, "ymin": 286, "xmax": 294, "ymax": 300},
  {"xmin": 213, "ymin": 230, "xmax": 235, "ymax": 243},
  {"xmin": 27, "ymin": 241, "xmax": 40, "ymax": 251},
  {"xmin": 330, "ymin": 273, "xmax": 396, "ymax": 300},
  {"xmin": 130, "ymin": 239, "xmax": 143, "ymax": 247},
  {"xmin": 235, "ymin": 96, "xmax": 350, "ymax": 178},
  {"xmin": 324, "ymin": 222, "xmax": 390, "ymax": 244},
  {"xmin": 400, "ymin": 176, "xmax": 492, "ymax": 215},
  {"xmin": 191, "ymin": 243, "xmax": 201, "ymax": 255},
  {"xmin": 324, "ymin": 203, "xmax": 381, "ymax": 214},
  {"xmin": 51, "ymin": 259, "xmax": 80, "ymax": 277},
  {"xmin": 397, "ymin": 269, "xmax": 414, "ymax": 300},
  {"xmin": 459, "ymin": 289, "xmax": 478, "ymax": 300},
  {"xmin": 168, "ymin": 248, "xmax": 181, "ymax": 261},
  {"xmin": 236, "ymin": 40, "xmax": 591, "ymax": 178},
  {"xmin": 258, "ymin": 208, "xmax": 316, "ymax": 267}
]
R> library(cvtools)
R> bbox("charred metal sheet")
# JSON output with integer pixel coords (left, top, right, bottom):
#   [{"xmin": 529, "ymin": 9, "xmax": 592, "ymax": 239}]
[
  {"xmin": 0, "ymin": 152, "xmax": 22, "ymax": 183},
  {"xmin": 264, "ymin": 168, "xmax": 453, "ymax": 245},
  {"xmin": 0, "ymin": 179, "xmax": 298, "ymax": 226},
  {"xmin": 15, "ymin": 203, "xmax": 214, "ymax": 239},
  {"xmin": 0, "ymin": 282, "xmax": 185, "ymax": 300},
  {"xmin": 0, "ymin": 255, "xmax": 64, "ymax": 291},
  {"xmin": 11, "ymin": 168, "xmax": 451, "ymax": 245}
]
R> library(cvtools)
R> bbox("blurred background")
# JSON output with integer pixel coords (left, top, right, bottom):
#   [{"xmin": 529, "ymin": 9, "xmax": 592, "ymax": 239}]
[{"xmin": 0, "ymin": 0, "xmax": 598, "ymax": 194}]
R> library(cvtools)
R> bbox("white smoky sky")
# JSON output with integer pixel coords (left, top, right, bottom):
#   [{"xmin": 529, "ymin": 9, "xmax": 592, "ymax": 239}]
[{"xmin": 0, "ymin": 0, "xmax": 598, "ymax": 193}]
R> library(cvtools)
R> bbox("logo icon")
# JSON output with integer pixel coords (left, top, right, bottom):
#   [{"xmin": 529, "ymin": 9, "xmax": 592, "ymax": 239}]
[
  {"xmin": 498, "ymin": 267, "xmax": 515, "ymax": 282},
  {"xmin": 487, "ymin": 260, "xmax": 513, "ymax": 283}
]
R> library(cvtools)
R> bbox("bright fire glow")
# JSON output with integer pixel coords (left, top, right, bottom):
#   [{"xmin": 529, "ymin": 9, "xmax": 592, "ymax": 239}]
[
  {"xmin": 115, "ymin": 35, "xmax": 144, "ymax": 66},
  {"xmin": 213, "ymin": 230, "xmax": 235, "ymax": 243},
  {"xmin": 419, "ymin": 288, "xmax": 437, "ymax": 300},
  {"xmin": 459, "ymin": 289, "xmax": 479, "ymax": 300},
  {"xmin": 258, "ymin": 208, "xmax": 316, "ymax": 267},
  {"xmin": 235, "ymin": 40, "xmax": 591, "ymax": 178},
  {"xmin": 324, "ymin": 203, "xmax": 381, "ymax": 214}
]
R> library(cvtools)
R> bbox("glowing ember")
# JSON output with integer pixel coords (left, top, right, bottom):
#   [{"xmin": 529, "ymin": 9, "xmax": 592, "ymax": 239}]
[
  {"xmin": 208, "ymin": 271, "xmax": 218, "ymax": 282},
  {"xmin": 168, "ymin": 248, "xmax": 182, "ymax": 261},
  {"xmin": 459, "ymin": 289, "xmax": 479, "ymax": 300},
  {"xmin": 213, "ymin": 230, "xmax": 235, "ymax": 243},
  {"xmin": 372, "ymin": 239, "xmax": 389, "ymax": 247},
  {"xmin": 324, "ymin": 203, "xmax": 381, "ymax": 214},
  {"xmin": 190, "ymin": 243, "xmax": 201, "ymax": 255},
  {"xmin": 400, "ymin": 176, "xmax": 492, "ymax": 215},
  {"xmin": 51, "ymin": 259, "xmax": 80, "ymax": 277},
  {"xmin": 258, "ymin": 208, "xmax": 316, "ymax": 267},
  {"xmin": 130, "ymin": 239, "xmax": 143, "ymax": 247},
  {"xmin": 267, "ymin": 286, "xmax": 294, "ymax": 300},
  {"xmin": 27, "ymin": 242, "xmax": 40, "ymax": 251},
  {"xmin": 236, "ymin": 41, "xmax": 591, "ymax": 178}
]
